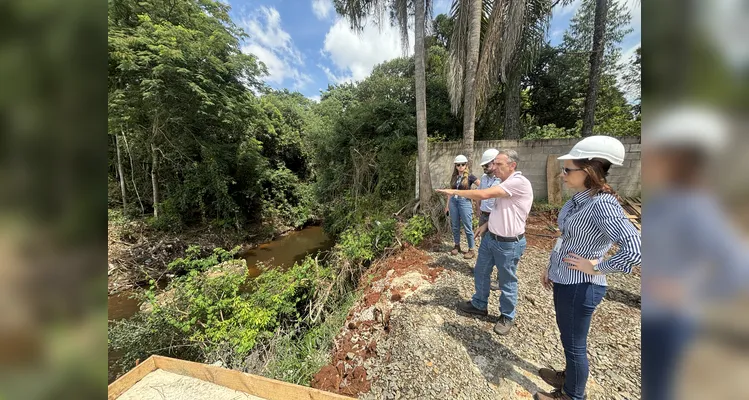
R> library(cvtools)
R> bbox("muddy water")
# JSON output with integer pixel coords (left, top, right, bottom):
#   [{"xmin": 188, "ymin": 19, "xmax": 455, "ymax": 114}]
[
  {"xmin": 107, "ymin": 225, "xmax": 333, "ymax": 321},
  {"xmin": 243, "ymin": 225, "xmax": 334, "ymax": 277}
]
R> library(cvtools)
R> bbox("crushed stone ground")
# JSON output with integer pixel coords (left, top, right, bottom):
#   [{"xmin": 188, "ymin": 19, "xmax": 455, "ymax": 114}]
[{"xmin": 312, "ymin": 213, "xmax": 642, "ymax": 400}]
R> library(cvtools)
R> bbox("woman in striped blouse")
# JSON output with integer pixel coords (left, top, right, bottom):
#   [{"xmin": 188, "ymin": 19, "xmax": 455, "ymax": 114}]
[{"xmin": 534, "ymin": 136, "xmax": 642, "ymax": 400}]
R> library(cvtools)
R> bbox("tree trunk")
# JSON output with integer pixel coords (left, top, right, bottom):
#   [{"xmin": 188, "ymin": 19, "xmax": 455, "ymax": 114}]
[
  {"xmin": 414, "ymin": 0, "xmax": 433, "ymax": 206},
  {"xmin": 461, "ymin": 0, "xmax": 482, "ymax": 163},
  {"xmin": 115, "ymin": 133, "xmax": 128, "ymax": 213},
  {"xmin": 503, "ymin": 65, "xmax": 523, "ymax": 139},
  {"xmin": 151, "ymin": 142, "xmax": 160, "ymax": 219},
  {"xmin": 581, "ymin": 0, "xmax": 607, "ymax": 137}
]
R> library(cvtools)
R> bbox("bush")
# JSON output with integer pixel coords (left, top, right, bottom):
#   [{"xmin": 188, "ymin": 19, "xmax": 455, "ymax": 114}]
[
  {"xmin": 167, "ymin": 245, "xmax": 240, "ymax": 273},
  {"xmin": 524, "ymin": 124, "xmax": 580, "ymax": 140},
  {"xmin": 260, "ymin": 167, "xmax": 317, "ymax": 230},
  {"xmin": 336, "ymin": 226, "xmax": 374, "ymax": 264},
  {"xmin": 335, "ymin": 218, "xmax": 397, "ymax": 265},
  {"xmin": 403, "ymin": 214, "xmax": 434, "ymax": 246},
  {"xmin": 108, "ymin": 251, "xmax": 333, "ymax": 376}
]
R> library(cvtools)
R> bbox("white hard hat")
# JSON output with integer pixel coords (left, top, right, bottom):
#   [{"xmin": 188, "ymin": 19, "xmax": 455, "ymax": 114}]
[
  {"xmin": 558, "ymin": 135, "xmax": 626, "ymax": 166},
  {"xmin": 647, "ymin": 105, "xmax": 729, "ymax": 154},
  {"xmin": 454, "ymin": 155, "xmax": 468, "ymax": 164},
  {"xmin": 480, "ymin": 149, "xmax": 499, "ymax": 166}
]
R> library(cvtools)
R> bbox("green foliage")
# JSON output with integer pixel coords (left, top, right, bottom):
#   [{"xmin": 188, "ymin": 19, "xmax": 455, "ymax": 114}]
[
  {"xmin": 337, "ymin": 226, "xmax": 375, "ymax": 264},
  {"xmin": 167, "ymin": 245, "xmax": 240, "ymax": 272},
  {"xmin": 260, "ymin": 166, "xmax": 318, "ymax": 229},
  {"xmin": 265, "ymin": 293, "xmax": 356, "ymax": 385},
  {"xmin": 403, "ymin": 215, "xmax": 435, "ymax": 246},
  {"xmin": 109, "ymin": 251, "xmax": 332, "ymax": 373},
  {"xmin": 524, "ymin": 123, "xmax": 580, "ymax": 140},
  {"xmin": 335, "ymin": 218, "xmax": 398, "ymax": 265}
]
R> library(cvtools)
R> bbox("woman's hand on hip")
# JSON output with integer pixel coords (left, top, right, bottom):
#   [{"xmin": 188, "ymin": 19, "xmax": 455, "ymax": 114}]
[
  {"xmin": 541, "ymin": 268, "xmax": 553, "ymax": 290},
  {"xmin": 563, "ymin": 253, "xmax": 602, "ymax": 276}
]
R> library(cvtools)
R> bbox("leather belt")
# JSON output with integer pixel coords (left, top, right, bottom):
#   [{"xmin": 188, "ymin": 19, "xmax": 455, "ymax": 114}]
[{"xmin": 487, "ymin": 231, "xmax": 525, "ymax": 242}]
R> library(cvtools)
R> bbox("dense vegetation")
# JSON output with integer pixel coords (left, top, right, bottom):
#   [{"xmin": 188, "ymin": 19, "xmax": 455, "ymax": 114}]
[{"xmin": 107, "ymin": 0, "xmax": 640, "ymax": 387}]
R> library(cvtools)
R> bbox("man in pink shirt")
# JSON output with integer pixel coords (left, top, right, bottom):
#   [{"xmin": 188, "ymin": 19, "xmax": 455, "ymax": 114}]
[{"xmin": 437, "ymin": 149, "xmax": 533, "ymax": 335}]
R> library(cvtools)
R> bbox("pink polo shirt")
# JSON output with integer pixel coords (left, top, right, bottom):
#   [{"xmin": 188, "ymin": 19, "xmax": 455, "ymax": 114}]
[{"xmin": 487, "ymin": 171, "xmax": 533, "ymax": 237}]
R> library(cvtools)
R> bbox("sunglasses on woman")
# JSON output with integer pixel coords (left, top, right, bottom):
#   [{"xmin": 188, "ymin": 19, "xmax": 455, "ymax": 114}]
[
  {"xmin": 561, "ymin": 167, "xmax": 584, "ymax": 175},
  {"xmin": 456, "ymin": 163, "xmax": 466, "ymax": 167}
]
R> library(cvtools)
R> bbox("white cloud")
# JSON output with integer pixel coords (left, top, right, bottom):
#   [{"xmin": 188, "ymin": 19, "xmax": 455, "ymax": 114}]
[
  {"xmin": 308, "ymin": 94, "xmax": 322, "ymax": 103},
  {"xmin": 553, "ymin": 0, "xmax": 582, "ymax": 17},
  {"xmin": 312, "ymin": 0, "xmax": 333, "ymax": 20},
  {"xmin": 320, "ymin": 16, "xmax": 414, "ymax": 84},
  {"xmin": 239, "ymin": 6, "xmax": 311, "ymax": 89},
  {"xmin": 433, "ymin": 0, "xmax": 452, "ymax": 16}
]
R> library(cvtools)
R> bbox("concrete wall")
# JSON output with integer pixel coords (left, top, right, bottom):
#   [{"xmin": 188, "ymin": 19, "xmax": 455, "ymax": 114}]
[{"xmin": 417, "ymin": 137, "xmax": 641, "ymax": 201}]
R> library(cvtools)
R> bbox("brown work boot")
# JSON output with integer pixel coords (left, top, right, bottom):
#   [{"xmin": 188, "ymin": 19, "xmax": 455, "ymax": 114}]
[
  {"xmin": 450, "ymin": 245, "xmax": 461, "ymax": 255},
  {"xmin": 463, "ymin": 249, "xmax": 475, "ymax": 259},
  {"xmin": 456, "ymin": 300, "xmax": 488, "ymax": 317},
  {"xmin": 533, "ymin": 389, "xmax": 572, "ymax": 400},
  {"xmin": 493, "ymin": 315, "xmax": 515, "ymax": 335},
  {"xmin": 539, "ymin": 367, "xmax": 565, "ymax": 389}
]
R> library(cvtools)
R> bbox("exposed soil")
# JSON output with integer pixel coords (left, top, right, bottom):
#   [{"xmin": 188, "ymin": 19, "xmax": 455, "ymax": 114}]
[{"xmin": 310, "ymin": 244, "xmax": 444, "ymax": 397}]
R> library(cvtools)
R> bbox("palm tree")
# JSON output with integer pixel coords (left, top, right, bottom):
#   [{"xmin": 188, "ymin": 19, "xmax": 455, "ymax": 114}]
[
  {"xmin": 501, "ymin": 0, "xmax": 553, "ymax": 139},
  {"xmin": 334, "ymin": 0, "xmax": 434, "ymax": 208},
  {"xmin": 448, "ymin": 0, "xmax": 555, "ymax": 151},
  {"xmin": 447, "ymin": 0, "xmax": 484, "ymax": 162}
]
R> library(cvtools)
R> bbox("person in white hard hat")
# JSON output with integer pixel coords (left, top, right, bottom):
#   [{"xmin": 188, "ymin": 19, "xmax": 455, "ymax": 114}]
[
  {"xmin": 437, "ymin": 149, "xmax": 533, "ymax": 336},
  {"xmin": 641, "ymin": 106, "xmax": 748, "ymax": 400},
  {"xmin": 534, "ymin": 136, "xmax": 641, "ymax": 400},
  {"xmin": 477, "ymin": 148, "xmax": 502, "ymax": 228},
  {"xmin": 475, "ymin": 148, "xmax": 505, "ymax": 292},
  {"xmin": 444, "ymin": 155, "xmax": 479, "ymax": 259}
]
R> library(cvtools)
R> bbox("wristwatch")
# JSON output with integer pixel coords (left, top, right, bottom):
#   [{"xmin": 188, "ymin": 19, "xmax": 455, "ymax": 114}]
[{"xmin": 592, "ymin": 264, "xmax": 600, "ymax": 272}]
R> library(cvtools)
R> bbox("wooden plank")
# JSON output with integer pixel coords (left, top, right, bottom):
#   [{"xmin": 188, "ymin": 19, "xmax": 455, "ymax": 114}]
[
  {"xmin": 546, "ymin": 155, "xmax": 562, "ymax": 205},
  {"xmin": 153, "ymin": 355, "xmax": 354, "ymax": 400},
  {"xmin": 623, "ymin": 197, "xmax": 641, "ymax": 216},
  {"xmin": 108, "ymin": 356, "xmax": 157, "ymax": 400}
]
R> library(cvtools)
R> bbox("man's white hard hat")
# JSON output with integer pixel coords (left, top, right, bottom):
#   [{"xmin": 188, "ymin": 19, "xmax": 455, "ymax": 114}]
[{"xmin": 480, "ymin": 149, "xmax": 500, "ymax": 166}]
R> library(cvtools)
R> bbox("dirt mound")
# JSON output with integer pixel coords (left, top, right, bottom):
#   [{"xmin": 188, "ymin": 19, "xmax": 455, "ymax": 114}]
[{"xmin": 310, "ymin": 244, "xmax": 444, "ymax": 397}]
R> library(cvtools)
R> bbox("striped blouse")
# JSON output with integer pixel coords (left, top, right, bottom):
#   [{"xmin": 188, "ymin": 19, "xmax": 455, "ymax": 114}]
[{"xmin": 547, "ymin": 189, "xmax": 642, "ymax": 285}]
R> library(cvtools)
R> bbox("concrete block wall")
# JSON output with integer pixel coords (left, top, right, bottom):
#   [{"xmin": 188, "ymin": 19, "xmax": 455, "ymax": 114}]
[{"xmin": 417, "ymin": 137, "xmax": 641, "ymax": 201}]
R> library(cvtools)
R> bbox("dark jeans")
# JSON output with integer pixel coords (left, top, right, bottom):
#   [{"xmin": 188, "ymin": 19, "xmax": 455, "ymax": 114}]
[
  {"xmin": 642, "ymin": 315, "xmax": 695, "ymax": 400},
  {"xmin": 553, "ymin": 282, "xmax": 607, "ymax": 400}
]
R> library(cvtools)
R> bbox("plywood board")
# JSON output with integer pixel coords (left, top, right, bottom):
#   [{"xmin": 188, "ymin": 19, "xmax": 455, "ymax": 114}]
[
  {"xmin": 108, "ymin": 357, "xmax": 157, "ymax": 400},
  {"xmin": 109, "ymin": 355, "xmax": 354, "ymax": 400},
  {"xmin": 546, "ymin": 155, "xmax": 563, "ymax": 204},
  {"xmin": 154, "ymin": 356, "xmax": 354, "ymax": 400}
]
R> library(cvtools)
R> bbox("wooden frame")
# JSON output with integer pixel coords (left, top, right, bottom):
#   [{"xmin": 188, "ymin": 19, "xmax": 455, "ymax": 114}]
[{"xmin": 108, "ymin": 355, "xmax": 354, "ymax": 400}]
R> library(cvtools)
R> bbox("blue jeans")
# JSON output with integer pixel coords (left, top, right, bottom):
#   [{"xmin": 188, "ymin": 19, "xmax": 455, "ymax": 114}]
[
  {"xmin": 449, "ymin": 196, "xmax": 475, "ymax": 249},
  {"xmin": 642, "ymin": 315, "xmax": 695, "ymax": 400},
  {"xmin": 471, "ymin": 234, "xmax": 526, "ymax": 319},
  {"xmin": 553, "ymin": 283, "xmax": 607, "ymax": 400}
]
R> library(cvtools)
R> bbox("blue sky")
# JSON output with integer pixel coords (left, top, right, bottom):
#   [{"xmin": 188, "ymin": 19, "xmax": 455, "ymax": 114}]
[{"xmin": 225, "ymin": 0, "xmax": 641, "ymax": 101}]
